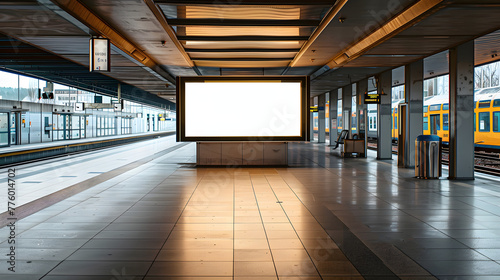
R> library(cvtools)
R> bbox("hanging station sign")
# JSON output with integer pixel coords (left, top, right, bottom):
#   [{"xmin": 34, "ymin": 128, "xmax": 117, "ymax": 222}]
[
  {"xmin": 364, "ymin": 91, "xmax": 380, "ymax": 104},
  {"xmin": 89, "ymin": 38, "xmax": 110, "ymax": 72}
]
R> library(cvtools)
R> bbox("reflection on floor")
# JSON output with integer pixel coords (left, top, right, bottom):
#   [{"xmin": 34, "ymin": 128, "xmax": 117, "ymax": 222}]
[{"xmin": 1, "ymin": 140, "xmax": 500, "ymax": 279}]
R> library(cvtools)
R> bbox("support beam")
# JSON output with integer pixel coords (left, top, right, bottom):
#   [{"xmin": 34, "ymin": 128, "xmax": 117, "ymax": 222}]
[
  {"xmin": 318, "ymin": 94, "xmax": 326, "ymax": 143},
  {"xmin": 377, "ymin": 71, "xmax": 393, "ymax": 160},
  {"xmin": 310, "ymin": 97, "xmax": 315, "ymax": 142},
  {"xmin": 177, "ymin": 35, "xmax": 309, "ymax": 41},
  {"xmin": 153, "ymin": 0, "xmax": 337, "ymax": 5},
  {"xmin": 168, "ymin": 19, "xmax": 321, "ymax": 26},
  {"xmin": 403, "ymin": 60, "xmax": 424, "ymax": 168},
  {"xmin": 342, "ymin": 84, "xmax": 352, "ymax": 138},
  {"xmin": 449, "ymin": 41, "xmax": 475, "ymax": 180},
  {"xmin": 357, "ymin": 78, "xmax": 368, "ymax": 136},
  {"xmin": 329, "ymin": 90, "xmax": 339, "ymax": 145}
]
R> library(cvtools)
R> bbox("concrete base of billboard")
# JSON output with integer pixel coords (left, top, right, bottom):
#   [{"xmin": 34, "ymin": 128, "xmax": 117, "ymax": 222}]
[{"xmin": 196, "ymin": 142, "xmax": 288, "ymax": 166}]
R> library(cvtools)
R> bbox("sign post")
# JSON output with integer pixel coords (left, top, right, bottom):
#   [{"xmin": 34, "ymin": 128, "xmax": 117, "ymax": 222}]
[
  {"xmin": 364, "ymin": 91, "xmax": 380, "ymax": 104},
  {"xmin": 89, "ymin": 38, "xmax": 110, "ymax": 72}
]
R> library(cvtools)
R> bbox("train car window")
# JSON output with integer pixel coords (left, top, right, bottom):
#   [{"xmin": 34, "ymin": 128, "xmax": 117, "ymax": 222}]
[
  {"xmin": 474, "ymin": 101, "xmax": 477, "ymax": 108},
  {"xmin": 429, "ymin": 104, "xmax": 441, "ymax": 111},
  {"xmin": 442, "ymin": 103, "xmax": 449, "ymax": 110},
  {"xmin": 494, "ymin": 112, "xmax": 500, "ymax": 132},
  {"xmin": 493, "ymin": 99, "xmax": 500, "ymax": 107},
  {"xmin": 395, "ymin": 116, "xmax": 397, "ymax": 129},
  {"xmin": 478, "ymin": 112, "xmax": 490, "ymax": 132},
  {"xmin": 443, "ymin": 114, "xmax": 449, "ymax": 131},
  {"xmin": 394, "ymin": 108, "xmax": 398, "ymax": 114},
  {"xmin": 423, "ymin": 117, "xmax": 428, "ymax": 130},
  {"xmin": 423, "ymin": 106, "xmax": 428, "ymax": 113},
  {"xmin": 478, "ymin": 100, "xmax": 491, "ymax": 108}
]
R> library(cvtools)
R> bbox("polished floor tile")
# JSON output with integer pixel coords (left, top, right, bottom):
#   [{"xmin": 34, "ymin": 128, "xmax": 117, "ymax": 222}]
[{"xmin": 3, "ymin": 140, "xmax": 500, "ymax": 279}]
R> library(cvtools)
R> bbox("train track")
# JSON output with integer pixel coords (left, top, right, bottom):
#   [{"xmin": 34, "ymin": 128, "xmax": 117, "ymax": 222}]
[{"xmin": 367, "ymin": 141, "xmax": 500, "ymax": 176}]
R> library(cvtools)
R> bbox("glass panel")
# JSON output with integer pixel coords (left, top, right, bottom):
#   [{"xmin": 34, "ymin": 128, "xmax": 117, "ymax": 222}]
[
  {"xmin": 442, "ymin": 103, "xmax": 449, "ymax": 110},
  {"xmin": 443, "ymin": 114, "xmax": 449, "ymax": 131},
  {"xmin": 19, "ymin": 75, "xmax": 39, "ymax": 102},
  {"xmin": 423, "ymin": 117, "xmax": 428, "ymax": 131},
  {"xmin": 423, "ymin": 106, "xmax": 428, "ymax": 112},
  {"xmin": 479, "ymin": 112, "xmax": 490, "ymax": 132},
  {"xmin": 494, "ymin": 99, "xmax": 500, "ymax": 107},
  {"xmin": 429, "ymin": 104, "xmax": 441, "ymax": 111},
  {"xmin": 478, "ymin": 100, "xmax": 491, "ymax": 108},
  {"xmin": 0, "ymin": 113, "xmax": 9, "ymax": 146},
  {"xmin": 0, "ymin": 71, "xmax": 19, "ymax": 101},
  {"xmin": 493, "ymin": 112, "xmax": 499, "ymax": 132}
]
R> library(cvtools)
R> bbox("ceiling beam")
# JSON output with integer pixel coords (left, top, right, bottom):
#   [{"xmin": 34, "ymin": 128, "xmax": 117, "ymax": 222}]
[
  {"xmin": 168, "ymin": 19, "xmax": 321, "ymax": 26},
  {"xmin": 144, "ymin": 0, "xmax": 195, "ymax": 71},
  {"xmin": 191, "ymin": 57, "xmax": 294, "ymax": 61},
  {"xmin": 177, "ymin": 35, "xmax": 309, "ymax": 41},
  {"xmin": 287, "ymin": 0, "xmax": 348, "ymax": 69},
  {"xmin": 154, "ymin": 0, "xmax": 335, "ymax": 5},
  {"xmin": 327, "ymin": 0, "xmax": 447, "ymax": 68},
  {"xmin": 185, "ymin": 48, "xmax": 301, "ymax": 52}
]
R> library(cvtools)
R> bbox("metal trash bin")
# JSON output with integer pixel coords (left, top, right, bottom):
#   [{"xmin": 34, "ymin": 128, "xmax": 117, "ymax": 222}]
[{"xmin": 415, "ymin": 135, "xmax": 442, "ymax": 179}]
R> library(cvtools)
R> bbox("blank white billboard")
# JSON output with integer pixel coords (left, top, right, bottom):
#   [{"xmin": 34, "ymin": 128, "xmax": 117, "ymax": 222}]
[
  {"xmin": 185, "ymin": 82, "xmax": 301, "ymax": 137},
  {"xmin": 177, "ymin": 77, "xmax": 308, "ymax": 141}
]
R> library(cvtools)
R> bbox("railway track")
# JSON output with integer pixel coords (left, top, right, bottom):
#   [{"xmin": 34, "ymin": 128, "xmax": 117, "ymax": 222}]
[{"xmin": 366, "ymin": 142, "xmax": 500, "ymax": 176}]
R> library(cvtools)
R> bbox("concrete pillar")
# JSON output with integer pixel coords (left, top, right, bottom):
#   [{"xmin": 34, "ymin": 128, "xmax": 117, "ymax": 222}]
[
  {"xmin": 318, "ymin": 94, "xmax": 326, "ymax": 143},
  {"xmin": 449, "ymin": 41, "xmax": 474, "ymax": 180},
  {"xmin": 351, "ymin": 84, "xmax": 357, "ymax": 135},
  {"xmin": 377, "ymin": 71, "xmax": 393, "ymax": 160},
  {"xmin": 404, "ymin": 60, "xmax": 424, "ymax": 168},
  {"xmin": 309, "ymin": 97, "xmax": 314, "ymax": 142},
  {"xmin": 329, "ymin": 90, "xmax": 338, "ymax": 145},
  {"xmin": 357, "ymin": 79, "xmax": 368, "ymax": 137},
  {"xmin": 342, "ymin": 85, "xmax": 352, "ymax": 138}
]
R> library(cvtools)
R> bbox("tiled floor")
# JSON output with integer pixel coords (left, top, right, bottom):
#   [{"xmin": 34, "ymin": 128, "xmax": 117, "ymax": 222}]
[{"xmin": 1, "ymin": 139, "xmax": 500, "ymax": 279}]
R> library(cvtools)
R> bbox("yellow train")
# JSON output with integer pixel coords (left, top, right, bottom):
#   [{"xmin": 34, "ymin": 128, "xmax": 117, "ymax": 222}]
[
  {"xmin": 372, "ymin": 87, "xmax": 500, "ymax": 148},
  {"xmin": 315, "ymin": 86, "xmax": 500, "ymax": 149}
]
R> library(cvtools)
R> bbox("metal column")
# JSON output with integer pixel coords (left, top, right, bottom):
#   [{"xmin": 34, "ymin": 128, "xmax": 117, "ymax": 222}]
[
  {"xmin": 342, "ymin": 84, "xmax": 352, "ymax": 138},
  {"xmin": 329, "ymin": 90, "xmax": 338, "ymax": 145},
  {"xmin": 449, "ymin": 41, "xmax": 475, "ymax": 180},
  {"xmin": 318, "ymin": 94, "xmax": 326, "ymax": 143},
  {"xmin": 377, "ymin": 71, "xmax": 393, "ymax": 160},
  {"xmin": 403, "ymin": 60, "xmax": 424, "ymax": 168}
]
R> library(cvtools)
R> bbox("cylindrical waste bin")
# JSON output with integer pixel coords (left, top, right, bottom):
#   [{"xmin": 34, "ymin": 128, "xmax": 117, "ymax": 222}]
[{"xmin": 415, "ymin": 135, "xmax": 442, "ymax": 179}]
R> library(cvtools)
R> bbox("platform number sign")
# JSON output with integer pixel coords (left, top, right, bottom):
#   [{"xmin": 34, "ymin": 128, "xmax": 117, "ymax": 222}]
[{"xmin": 90, "ymin": 38, "xmax": 110, "ymax": 72}]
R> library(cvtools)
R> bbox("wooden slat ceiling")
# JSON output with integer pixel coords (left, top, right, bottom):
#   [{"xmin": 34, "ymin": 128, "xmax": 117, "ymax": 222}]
[{"xmin": 154, "ymin": 2, "xmax": 333, "ymax": 70}]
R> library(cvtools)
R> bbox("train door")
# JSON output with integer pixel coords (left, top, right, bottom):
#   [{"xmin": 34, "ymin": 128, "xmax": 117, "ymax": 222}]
[
  {"xmin": 20, "ymin": 112, "xmax": 30, "ymax": 144},
  {"xmin": 430, "ymin": 114, "xmax": 440, "ymax": 135},
  {"xmin": 0, "ymin": 112, "xmax": 9, "ymax": 147},
  {"xmin": 10, "ymin": 112, "xmax": 19, "ymax": 145}
]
